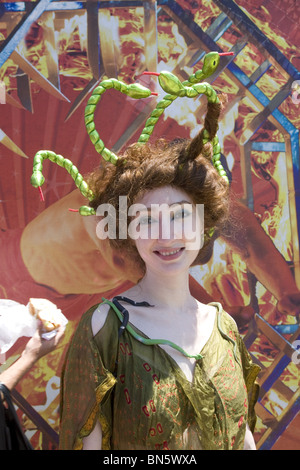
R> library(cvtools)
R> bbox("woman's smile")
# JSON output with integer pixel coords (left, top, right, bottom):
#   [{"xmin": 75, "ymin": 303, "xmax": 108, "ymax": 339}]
[
  {"xmin": 133, "ymin": 186, "xmax": 202, "ymax": 274},
  {"xmin": 154, "ymin": 246, "xmax": 185, "ymax": 260}
]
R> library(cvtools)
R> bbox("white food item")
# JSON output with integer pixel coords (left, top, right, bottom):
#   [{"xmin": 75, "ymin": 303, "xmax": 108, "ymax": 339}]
[{"xmin": 28, "ymin": 298, "xmax": 64, "ymax": 332}]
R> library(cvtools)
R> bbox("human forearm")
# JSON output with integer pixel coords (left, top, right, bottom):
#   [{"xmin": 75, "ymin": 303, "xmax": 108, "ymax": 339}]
[
  {"xmin": 224, "ymin": 201, "xmax": 299, "ymax": 300},
  {"xmin": 82, "ymin": 421, "xmax": 102, "ymax": 450},
  {"xmin": 244, "ymin": 242, "xmax": 298, "ymax": 299},
  {"xmin": 235, "ymin": 228, "xmax": 300, "ymax": 317},
  {"xmin": 0, "ymin": 324, "xmax": 65, "ymax": 391},
  {"xmin": 0, "ymin": 352, "xmax": 36, "ymax": 391},
  {"xmin": 243, "ymin": 424, "xmax": 256, "ymax": 450}
]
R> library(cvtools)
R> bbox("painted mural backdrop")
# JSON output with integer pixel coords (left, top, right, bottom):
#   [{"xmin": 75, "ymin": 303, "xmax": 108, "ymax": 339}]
[{"xmin": 0, "ymin": 0, "xmax": 299, "ymax": 450}]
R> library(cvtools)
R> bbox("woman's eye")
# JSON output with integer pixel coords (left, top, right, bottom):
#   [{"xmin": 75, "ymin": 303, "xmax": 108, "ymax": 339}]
[
  {"xmin": 172, "ymin": 209, "xmax": 191, "ymax": 220},
  {"xmin": 139, "ymin": 215, "xmax": 154, "ymax": 225}
]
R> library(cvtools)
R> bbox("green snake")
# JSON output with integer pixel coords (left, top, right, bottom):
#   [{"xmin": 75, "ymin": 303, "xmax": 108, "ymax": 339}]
[
  {"xmin": 30, "ymin": 51, "xmax": 233, "ymax": 215},
  {"xmin": 102, "ymin": 296, "xmax": 240, "ymax": 364},
  {"xmin": 102, "ymin": 297, "xmax": 204, "ymax": 361}
]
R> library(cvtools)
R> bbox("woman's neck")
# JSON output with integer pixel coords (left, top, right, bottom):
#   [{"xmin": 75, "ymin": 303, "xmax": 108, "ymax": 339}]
[{"xmin": 136, "ymin": 269, "xmax": 195, "ymax": 311}]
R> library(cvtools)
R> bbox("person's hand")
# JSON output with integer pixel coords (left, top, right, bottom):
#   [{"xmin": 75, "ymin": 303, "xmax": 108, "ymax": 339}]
[
  {"xmin": 276, "ymin": 291, "xmax": 300, "ymax": 317},
  {"xmin": 0, "ymin": 322, "xmax": 66, "ymax": 391},
  {"xmin": 21, "ymin": 321, "xmax": 65, "ymax": 363}
]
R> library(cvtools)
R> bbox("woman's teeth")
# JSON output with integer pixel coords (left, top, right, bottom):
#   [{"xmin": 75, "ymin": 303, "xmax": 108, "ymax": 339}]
[{"xmin": 159, "ymin": 248, "xmax": 181, "ymax": 256}]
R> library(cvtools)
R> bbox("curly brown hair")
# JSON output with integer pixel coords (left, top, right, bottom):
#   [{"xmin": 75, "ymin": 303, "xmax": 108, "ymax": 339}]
[{"xmin": 86, "ymin": 99, "xmax": 231, "ymax": 273}]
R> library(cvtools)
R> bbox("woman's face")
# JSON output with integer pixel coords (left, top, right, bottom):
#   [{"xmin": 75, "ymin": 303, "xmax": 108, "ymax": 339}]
[{"xmin": 130, "ymin": 185, "xmax": 204, "ymax": 276}]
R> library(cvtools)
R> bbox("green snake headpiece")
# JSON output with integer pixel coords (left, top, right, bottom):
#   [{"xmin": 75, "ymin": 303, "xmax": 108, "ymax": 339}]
[{"xmin": 31, "ymin": 51, "xmax": 233, "ymax": 215}]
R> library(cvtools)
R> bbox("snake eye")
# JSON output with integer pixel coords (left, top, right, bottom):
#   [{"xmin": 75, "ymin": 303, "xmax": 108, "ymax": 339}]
[{"xmin": 213, "ymin": 60, "xmax": 216, "ymax": 65}]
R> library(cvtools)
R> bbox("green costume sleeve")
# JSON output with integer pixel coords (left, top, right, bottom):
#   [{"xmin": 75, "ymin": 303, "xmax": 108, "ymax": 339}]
[
  {"xmin": 237, "ymin": 334, "xmax": 261, "ymax": 433},
  {"xmin": 59, "ymin": 305, "xmax": 118, "ymax": 450},
  {"xmin": 222, "ymin": 311, "xmax": 260, "ymax": 434}
]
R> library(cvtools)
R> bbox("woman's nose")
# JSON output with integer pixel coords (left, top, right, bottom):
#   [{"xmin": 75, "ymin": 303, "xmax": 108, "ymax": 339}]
[{"xmin": 157, "ymin": 214, "xmax": 176, "ymax": 241}]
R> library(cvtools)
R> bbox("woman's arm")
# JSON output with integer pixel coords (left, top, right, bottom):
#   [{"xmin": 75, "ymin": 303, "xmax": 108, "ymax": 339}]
[
  {"xmin": 82, "ymin": 421, "xmax": 103, "ymax": 450},
  {"xmin": 243, "ymin": 424, "xmax": 256, "ymax": 450},
  {"xmin": 222, "ymin": 201, "xmax": 300, "ymax": 316}
]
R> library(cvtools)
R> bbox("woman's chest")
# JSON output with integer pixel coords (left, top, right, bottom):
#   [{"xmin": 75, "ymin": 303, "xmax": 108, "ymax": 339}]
[
  {"xmin": 124, "ymin": 306, "xmax": 216, "ymax": 382},
  {"xmin": 111, "ymin": 336, "xmax": 248, "ymax": 450}
]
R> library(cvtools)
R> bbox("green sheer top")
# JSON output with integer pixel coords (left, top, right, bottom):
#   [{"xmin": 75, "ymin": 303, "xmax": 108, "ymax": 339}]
[{"xmin": 59, "ymin": 301, "xmax": 260, "ymax": 450}]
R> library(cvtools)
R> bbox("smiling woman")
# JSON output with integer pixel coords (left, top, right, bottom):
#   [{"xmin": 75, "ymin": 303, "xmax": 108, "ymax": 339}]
[
  {"xmin": 85, "ymin": 135, "xmax": 230, "ymax": 277},
  {"xmin": 132, "ymin": 186, "xmax": 202, "ymax": 277},
  {"xmin": 59, "ymin": 94, "xmax": 260, "ymax": 450}
]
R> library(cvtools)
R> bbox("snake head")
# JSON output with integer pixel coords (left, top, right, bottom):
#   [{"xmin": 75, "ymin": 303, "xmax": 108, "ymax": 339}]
[
  {"xmin": 31, "ymin": 172, "xmax": 45, "ymax": 188},
  {"xmin": 157, "ymin": 71, "xmax": 186, "ymax": 96},
  {"xmin": 141, "ymin": 70, "xmax": 185, "ymax": 96},
  {"xmin": 201, "ymin": 51, "xmax": 221, "ymax": 76},
  {"xmin": 127, "ymin": 83, "xmax": 153, "ymax": 99},
  {"xmin": 202, "ymin": 51, "xmax": 234, "ymax": 77}
]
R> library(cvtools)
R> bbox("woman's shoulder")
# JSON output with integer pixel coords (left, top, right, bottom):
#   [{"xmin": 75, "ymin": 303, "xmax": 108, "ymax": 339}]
[
  {"xmin": 208, "ymin": 301, "xmax": 239, "ymax": 334},
  {"xmin": 91, "ymin": 301, "xmax": 112, "ymax": 336},
  {"xmin": 72, "ymin": 301, "xmax": 112, "ymax": 340}
]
